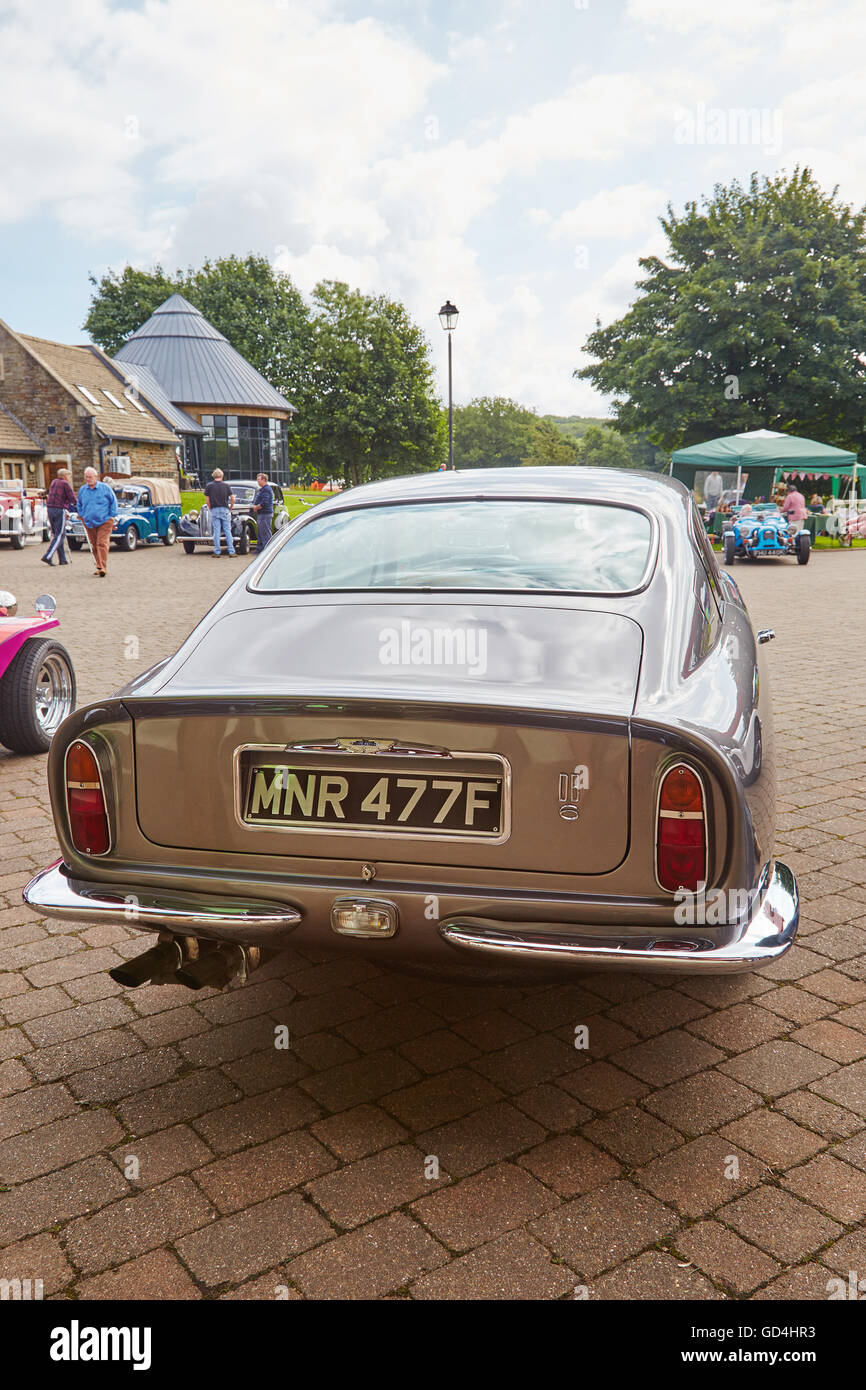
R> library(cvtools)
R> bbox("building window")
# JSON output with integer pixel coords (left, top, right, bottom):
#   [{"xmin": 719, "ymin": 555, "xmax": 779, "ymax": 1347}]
[
  {"xmin": 102, "ymin": 389, "xmax": 127, "ymax": 410},
  {"xmin": 200, "ymin": 415, "xmax": 288, "ymax": 482},
  {"xmin": 47, "ymin": 425, "xmax": 56, "ymax": 435},
  {"xmin": 75, "ymin": 385, "xmax": 104, "ymax": 408}
]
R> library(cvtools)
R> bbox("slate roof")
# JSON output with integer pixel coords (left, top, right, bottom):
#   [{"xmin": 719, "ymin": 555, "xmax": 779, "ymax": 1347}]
[
  {"xmin": 114, "ymin": 294, "xmax": 295, "ymax": 413},
  {"xmin": 0, "ymin": 400, "xmax": 43, "ymax": 454},
  {"xmin": 16, "ymin": 335, "xmax": 177, "ymax": 445},
  {"xmin": 111, "ymin": 360, "xmax": 204, "ymax": 435}
]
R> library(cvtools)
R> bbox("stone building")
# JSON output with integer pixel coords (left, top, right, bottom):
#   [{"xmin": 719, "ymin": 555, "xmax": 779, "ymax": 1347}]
[
  {"xmin": 114, "ymin": 295, "xmax": 296, "ymax": 484},
  {"xmin": 0, "ymin": 317, "xmax": 188, "ymax": 488}
]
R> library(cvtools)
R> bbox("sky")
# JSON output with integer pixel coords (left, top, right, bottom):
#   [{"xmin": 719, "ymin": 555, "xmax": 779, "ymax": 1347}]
[{"xmin": 1, "ymin": 0, "xmax": 865, "ymax": 415}]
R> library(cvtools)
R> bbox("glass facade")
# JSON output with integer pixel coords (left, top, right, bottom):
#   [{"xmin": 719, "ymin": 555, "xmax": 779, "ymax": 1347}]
[{"xmin": 200, "ymin": 415, "xmax": 289, "ymax": 483}]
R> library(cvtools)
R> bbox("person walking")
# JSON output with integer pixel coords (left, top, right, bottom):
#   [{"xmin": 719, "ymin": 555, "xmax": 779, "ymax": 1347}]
[
  {"xmin": 41, "ymin": 468, "xmax": 77, "ymax": 566},
  {"xmin": 204, "ymin": 469, "xmax": 235, "ymax": 556},
  {"xmin": 77, "ymin": 467, "xmax": 118, "ymax": 577},
  {"xmin": 252, "ymin": 472, "xmax": 274, "ymax": 553}
]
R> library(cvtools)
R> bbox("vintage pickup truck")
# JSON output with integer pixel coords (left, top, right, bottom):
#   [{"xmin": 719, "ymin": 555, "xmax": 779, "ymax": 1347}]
[{"xmin": 67, "ymin": 476, "xmax": 182, "ymax": 553}]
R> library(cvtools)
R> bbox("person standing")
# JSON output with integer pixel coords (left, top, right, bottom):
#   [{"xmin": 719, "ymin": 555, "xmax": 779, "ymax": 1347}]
[
  {"xmin": 204, "ymin": 468, "xmax": 235, "ymax": 556},
  {"xmin": 703, "ymin": 469, "xmax": 723, "ymax": 513},
  {"xmin": 41, "ymin": 468, "xmax": 76, "ymax": 566},
  {"xmin": 781, "ymin": 481, "xmax": 808, "ymax": 531},
  {"xmin": 252, "ymin": 472, "xmax": 274, "ymax": 553},
  {"xmin": 77, "ymin": 467, "xmax": 118, "ymax": 577}
]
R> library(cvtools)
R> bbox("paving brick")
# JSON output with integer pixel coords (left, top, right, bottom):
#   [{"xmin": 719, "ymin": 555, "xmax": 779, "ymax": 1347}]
[
  {"xmin": 523, "ymin": 1134, "xmax": 626, "ymax": 1203},
  {"xmin": 720, "ymin": 1108, "xmax": 824, "ymax": 1168},
  {"xmin": 398, "ymin": 1027, "xmax": 480, "ymax": 1075},
  {"xmin": 22, "ymin": 995, "xmax": 135, "ymax": 1046},
  {"xmin": 412, "ymin": 1161, "xmax": 559, "ymax": 1251},
  {"xmin": 0, "ymin": 1232, "xmax": 74, "ymax": 1296},
  {"xmin": 511, "ymin": 1082, "xmax": 593, "ymax": 1132},
  {"xmin": 287, "ymin": 1211, "xmax": 447, "ymax": 1299},
  {"xmin": 300, "ymin": 1050, "xmax": 421, "ymax": 1113},
  {"xmin": 416, "ymin": 1101, "xmax": 545, "ymax": 1178},
  {"xmin": 382, "ymin": 1067, "xmax": 502, "ymax": 1130},
  {"xmin": 63, "ymin": 1177, "xmax": 215, "ymax": 1273},
  {"xmin": 451, "ymin": 1008, "xmax": 534, "ymax": 1052},
  {"xmin": 75, "ymin": 1249, "xmax": 201, "ymax": 1300},
  {"xmin": 194, "ymin": 1132, "xmax": 337, "ymax": 1213},
  {"xmin": 720, "ymin": 1039, "xmax": 837, "ymax": 1097},
  {"xmin": 636, "ymin": 1135, "xmax": 769, "ymax": 1218},
  {"xmin": 176, "ymin": 1193, "xmax": 332, "ymax": 1287},
  {"xmin": 611, "ymin": 1030, "xmax": 724, "ymax": 1087},
  {"xmin": 67, "ymin": 1045, "xmax": 183, "ymax": 1103},
  {"xmin": 719, "ymin": 1185, "xmax": 842, "ymax": 1263},
  {"xmin": 810, "ymin": 1058, "xmax": 866, "ymax": 1116},
  {"xmin": 606, "ymin": 988, "xmax": 709, "ymax": 1038},
  {"xmin": 686, "ymin": 1001, "xmax": 791, "ymax": 1050},
  {"xmin": 675, "ymin": 1221, "xmax": 780, "ymax": 1295},
  {"xmin": 589, "ymin": 1250, "xmax": 722, "ymax": 1300},
  {"xmin": 0, "ymin": 1156, "xmax": 129, "ymax": 1243},
  {"xmin": 120, "ymin": 1070, "xmax": 243, "ymax": 1137},
  {"xmin": 306, "ymin": 1143, "xmax": 446, "ymax": 1228},
  {"xmin": 643, "ymin": 1070, "xmax": 759, "ymax": 1135},
  {"xmin": 27, "ymin": 1027, "xmax": 143, "ymax": 1083},
  {"xmin": 781, "ymin": 1153, "xmax": 866, "ymax": 1223},
  {"xmin": 336, "ymin": 1001, "xmax": 444, "ymax": 1053},
  {"xmin": 0, "ymin": 1109, "xmax": 122, "ymax": 1184},
  {"xmin": 530, "ymin": 1180, "xmax": 677, "ymax": 1277},
  {"xmin": 109, "ymin": 1124, "xmax": 213, "ymax": 1188},
  {"xmin": 557, "ymin": 1060, "xmax": 648, "ymax": 1111},
  {"xmin": 582, "ymin": 1105, "xmax": 681, "ymax": 1167},
  {"xmin": 311, "ymin": 1103, "xmax": 408, "ymax": 1161},
  {"xmin": 410, "ymin": 1229, "xmax": 575, "ymax": 1300},
  {"xmin": 0, "ymin": 1081, "xmax": 76, "ymax": 1141}
]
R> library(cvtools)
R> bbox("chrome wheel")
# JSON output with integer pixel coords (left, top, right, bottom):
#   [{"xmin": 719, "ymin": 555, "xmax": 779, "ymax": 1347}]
[{"xmin": 34, "ymin": 653, "xmax": 74, "ymax": 735}]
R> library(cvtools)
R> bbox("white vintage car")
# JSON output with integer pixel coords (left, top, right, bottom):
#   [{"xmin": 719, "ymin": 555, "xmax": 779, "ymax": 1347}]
[{"xmin": 0, "ymin": 485, "xmax": 48, "ymax": 549}]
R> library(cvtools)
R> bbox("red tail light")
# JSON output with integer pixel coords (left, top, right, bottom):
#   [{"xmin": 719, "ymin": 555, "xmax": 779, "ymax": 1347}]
[
  {"xmin": 656, "ymin": 763, "xmax": 706, "ymax": 892},
  {"xmin": 66, "ymin": 740, "xmax": 109, "ymax": 855}
]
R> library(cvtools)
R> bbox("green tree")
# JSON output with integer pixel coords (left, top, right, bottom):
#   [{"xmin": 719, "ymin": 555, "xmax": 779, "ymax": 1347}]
[
  {"xmin": 452, "ymin": 396, "xmax": 554, "ymax": 468},
  {"xmin": 577, "ymin": 168, "xmax": 866, "ymax": 452},
  {"xmin": 577, "ymin": 423, "xmax": 636, "ymax": 469},
  {"xmin": 84, "ymin": 255, "xmax": 312, "ymax": 413},
  {"xmin": 303, "ymin": 280, "xmax": 445, "ymax": 487}
]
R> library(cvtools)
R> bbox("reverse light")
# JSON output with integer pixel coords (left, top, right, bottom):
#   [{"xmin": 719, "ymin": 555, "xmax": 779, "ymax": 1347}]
[
  {"xmin": 65, "ymin": 740, "xmax": 110, "ymax": 856},
  {"xmin": 656, "ymin": 762, "xmax": 706, "ymax": 893},
  {"xmin": 330, "ymin": 897, "xmax": 398, "ymax": 939}
]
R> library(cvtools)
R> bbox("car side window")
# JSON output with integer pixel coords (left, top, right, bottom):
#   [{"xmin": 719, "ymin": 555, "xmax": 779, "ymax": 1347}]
[{"xmin": 689, "ymin": 502, "xmax": 724, "ymax": 617}]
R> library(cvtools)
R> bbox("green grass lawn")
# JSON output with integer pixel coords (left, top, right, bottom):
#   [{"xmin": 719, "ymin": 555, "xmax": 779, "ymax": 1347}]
[{"xmin": 181, "ymin": 489, "xmax": 327, "ymax": 520}]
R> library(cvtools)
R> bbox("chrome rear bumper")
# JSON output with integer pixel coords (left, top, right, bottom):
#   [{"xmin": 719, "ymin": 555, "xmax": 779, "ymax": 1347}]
[
  {"xmin": 23, "ymin": 862, "xmax": 300, "ymax": 941},
  {"xmin": 439, "ymin": 861, "xmax": 798, "ymax": 974}
]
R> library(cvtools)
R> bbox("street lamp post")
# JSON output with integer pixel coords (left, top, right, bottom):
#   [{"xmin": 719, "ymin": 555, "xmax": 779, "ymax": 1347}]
[{"xmin": 438, "ymin": 300, "xmax": 459, "ymax": 469}]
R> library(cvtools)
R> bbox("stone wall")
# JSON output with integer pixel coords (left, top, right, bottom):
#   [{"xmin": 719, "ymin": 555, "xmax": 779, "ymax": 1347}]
[
  {"xmin": 0, "ymin": 325, "xmax": 94, "ymax": 485},
  {"xmin": 104, "ymin": 441, "xmax": 178, "ymax": 479}
]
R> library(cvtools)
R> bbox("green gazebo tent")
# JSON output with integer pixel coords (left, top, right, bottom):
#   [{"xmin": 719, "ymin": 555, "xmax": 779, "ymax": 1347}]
[{"xmin": 671, "ymin": 429, "xmax": 859, "ymax": 503}]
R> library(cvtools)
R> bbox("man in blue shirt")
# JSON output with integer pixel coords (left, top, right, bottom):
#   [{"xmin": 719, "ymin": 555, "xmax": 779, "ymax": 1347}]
[
  {"xmin": 253, "ymin": 472, "xmax": 275, "ymax": 553},
  {"xmin": 77, "ymin": 467, "xmax": 118, "ymax": 577}
]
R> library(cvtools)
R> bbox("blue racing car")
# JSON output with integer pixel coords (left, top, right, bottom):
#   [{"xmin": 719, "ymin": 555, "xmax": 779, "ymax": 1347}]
[{"xmin": 723, "ymin": 508, "xmax": 810, "ymax": 565}]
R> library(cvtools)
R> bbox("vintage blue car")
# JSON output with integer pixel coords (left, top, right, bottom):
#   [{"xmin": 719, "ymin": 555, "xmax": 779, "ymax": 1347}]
[
  {"xmin": 67, "ymin": 477, "xmax": 182, "ymax": 553},
  {"xmin": 723, "ymin": 508, "xmax": 810, "ymax": 566}
]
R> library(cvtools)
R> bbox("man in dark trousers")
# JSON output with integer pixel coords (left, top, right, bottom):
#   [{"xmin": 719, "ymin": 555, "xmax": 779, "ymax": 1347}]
[
  {"xmin": 42, "ymin": 468, "xmax": 76, "ymax": 566},
  {"xmin": 253, "ymin": 472, "xmax": 274, "ymax": 552},
  {"xmin": 204, "ymin": 468, "xmax": 235, "ymax": 556}
]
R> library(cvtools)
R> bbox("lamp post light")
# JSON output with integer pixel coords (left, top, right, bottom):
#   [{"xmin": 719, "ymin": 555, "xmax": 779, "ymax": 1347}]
[{"xmin": 438, "ymin": 300, "xmax": 459, "ymax": 469}]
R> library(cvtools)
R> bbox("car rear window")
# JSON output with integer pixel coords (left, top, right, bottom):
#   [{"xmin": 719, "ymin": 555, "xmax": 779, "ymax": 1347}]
[{"xmin": 254, "ymin": 499, "xmax": 653, "ymax": 593}]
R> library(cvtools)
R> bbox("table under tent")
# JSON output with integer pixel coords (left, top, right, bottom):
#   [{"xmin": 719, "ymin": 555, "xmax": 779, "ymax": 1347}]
[{"xmin": 670, "ymin": 429, "xmax": 861, "ymax": 538}]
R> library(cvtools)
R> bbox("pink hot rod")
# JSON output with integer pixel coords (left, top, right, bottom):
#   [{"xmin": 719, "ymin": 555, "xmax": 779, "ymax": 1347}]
[{"xmin": 0, "ymin": 590, "xmax": 75, "ymax": 753}]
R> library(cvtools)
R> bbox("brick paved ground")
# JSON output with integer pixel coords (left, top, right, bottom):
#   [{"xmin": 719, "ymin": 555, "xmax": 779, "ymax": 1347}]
[{"xmin": 1, "ymin": 538, "xmax": 865, "ymax": 1300}]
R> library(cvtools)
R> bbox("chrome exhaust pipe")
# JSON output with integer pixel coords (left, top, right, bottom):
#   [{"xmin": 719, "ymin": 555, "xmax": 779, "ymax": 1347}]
[
  {"xmin": 174, "ymin": 943, "xmax": 263, "ymax": 991},
  {"xmin": 108, "ymin": 936, "xmax": 187, "ymax": 988}
]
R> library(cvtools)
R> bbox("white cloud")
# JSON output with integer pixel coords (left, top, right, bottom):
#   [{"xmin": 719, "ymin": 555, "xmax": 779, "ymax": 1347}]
[{"xmin": 551, "ymin": 183, "xmax": 667, "ymax": 241}]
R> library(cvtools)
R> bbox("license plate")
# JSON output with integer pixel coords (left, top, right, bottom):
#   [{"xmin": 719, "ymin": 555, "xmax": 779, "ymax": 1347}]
[{"xmin": 239, "ymin": 754, "xmax": 505, "ymax": 837}]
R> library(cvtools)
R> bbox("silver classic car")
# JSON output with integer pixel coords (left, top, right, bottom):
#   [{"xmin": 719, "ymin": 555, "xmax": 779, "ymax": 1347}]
[{"xmin": 24, "ymin": 467, "xmax": 798, "ymax": 991}]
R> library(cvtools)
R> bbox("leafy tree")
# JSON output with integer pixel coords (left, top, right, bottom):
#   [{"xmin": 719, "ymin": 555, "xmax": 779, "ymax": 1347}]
[
  {"xmin": 303, "ymin": 281, "xmax": 445, "ymax": 487},
  {"xmin": 84, "ymin": 255, "xmax": 312, "ymax": 413},
  {"xmin": 451, "ymin": 396, "xmax": 578, "ymax": 468},
  {"xmin": 577, "ymin": 168, "xmax": 866, "ymax": 453},
  {"xmin": 577, "ymin": 423, "xmax": 636, "ymax": 469}
]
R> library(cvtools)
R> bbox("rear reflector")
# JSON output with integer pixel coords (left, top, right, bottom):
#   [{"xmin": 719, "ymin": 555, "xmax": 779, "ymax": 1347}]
[
  {"xmin": 657, "ymin": 763, "xmax": 706, "ymax": 892},
  {"xmin": 66, "ymin": 740, "xmax": 109, "ymax": 856}
]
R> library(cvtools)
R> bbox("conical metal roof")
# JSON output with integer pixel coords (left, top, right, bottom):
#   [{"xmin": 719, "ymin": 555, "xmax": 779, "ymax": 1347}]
[{"xmin": 114, "ymin": 294, "xmax": 294, "ymax": 413}]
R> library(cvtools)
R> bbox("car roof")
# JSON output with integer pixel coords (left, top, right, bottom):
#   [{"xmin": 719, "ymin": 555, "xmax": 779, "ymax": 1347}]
[{"xmin": 309, "ymin": 466, "xmax": 690, "ymax": 520}]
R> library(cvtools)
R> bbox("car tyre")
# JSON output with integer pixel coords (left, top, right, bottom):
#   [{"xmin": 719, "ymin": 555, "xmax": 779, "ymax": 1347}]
[
  {"xmin": 0, "ymin": 639, "xmax": 76, "ymax": 754},
  {"xmin": 723, "ymin": 533, "xmax": 736, "ymax": 565},
  {"xmin": 182, "ymin": 540, "xmax": 196, "ymax": 555},
  {"xmin": 163, "ymin": 521, "xmax": 178, "ymax": 546},
  {"xmin": 796, "ymin": 531, "xmax": 811, "ymax": 565},
  {"xmin": 9, "ymin": 532, "xmax": 24, "ymax": 550},
  {"xmin": 122, "ymin": 527, "xmax": 139, "ymax": 552},
  {"xmin": 68, "ymin": 538, "xmax": 83, "ymax": 551},
  {"xmin": 237, "ymin": 526, "xmax": 250, "ymax": 556}
]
